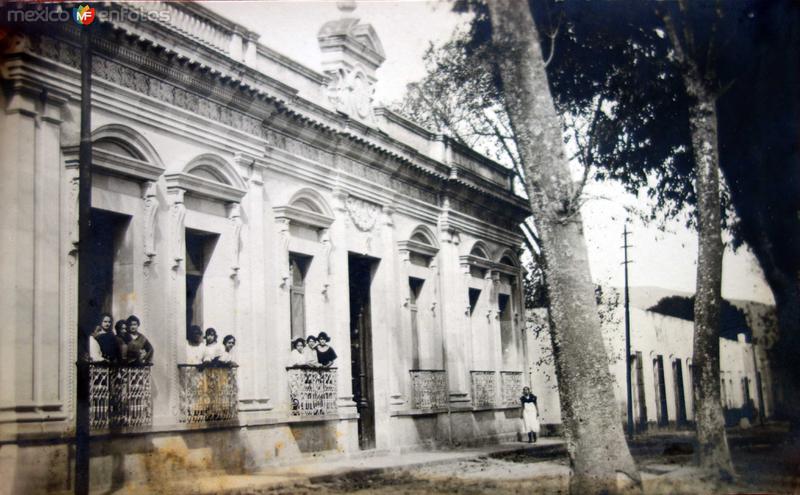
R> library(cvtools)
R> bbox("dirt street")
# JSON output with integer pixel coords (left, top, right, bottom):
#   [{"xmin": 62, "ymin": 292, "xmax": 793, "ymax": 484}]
[{"xmin": 253, "ymin": 430, "xmax": 799, "ymax": 495}]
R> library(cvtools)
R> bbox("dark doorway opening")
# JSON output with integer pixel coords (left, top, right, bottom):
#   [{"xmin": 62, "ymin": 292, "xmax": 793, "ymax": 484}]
[
  {"xmin": 673, "ymin": 358, "xmax": 688, "ymax": 425},
  {"xmin": 349, "ymin": 253, "xmax": 378, "ymax": 450},
  {"xmin": 185, "ymin": 229, "xmax": 219, "ymax": 338},
  {"xmin": 83, "ymin": 208, "xmax": 131, "ymax": 330},
  {"xmin": 654, "ymin": 355, "xmax": 669, "ymax": 426},
  {"xmin": 498, "ymin": 294, "xmax": 513, "ymax": 365},
  {"xmin": 633, "ymin": 351, "xmax": 648, "ymax": 431}
]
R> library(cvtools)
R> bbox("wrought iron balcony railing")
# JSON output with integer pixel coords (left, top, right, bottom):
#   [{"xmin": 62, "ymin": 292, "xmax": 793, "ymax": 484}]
[
  {"xmin": 409, "ymin": 370, "xmax": 448, "ymax": 411},
  {"xmin": 89, "ymin": 363, "xmax": 153, "ymax": 429},
  {"xmin": 287, "ymin": 366, "xmax": 337, "ymax": 416},
  {"xmin": 500, "ymin": 371, "xmax": 524, "ymax": 407},
  {"xmin": 178, "ymin": 364, "xmax": 239, "ymax": 423},
  {"xmin": 470, "ymin": 371, "xmax": 497, "ymax": 407}
]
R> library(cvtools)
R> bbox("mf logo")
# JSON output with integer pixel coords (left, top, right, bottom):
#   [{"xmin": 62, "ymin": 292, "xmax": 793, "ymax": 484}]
[{"xmin": 73, "ymin": 5, "xmax": 95, "ymax": 25}]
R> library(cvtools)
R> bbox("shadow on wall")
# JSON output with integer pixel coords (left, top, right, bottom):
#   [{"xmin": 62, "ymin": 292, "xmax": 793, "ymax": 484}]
[{"xmin": 290, "ymin": 422, "xmax": 338, "ymax": 454}]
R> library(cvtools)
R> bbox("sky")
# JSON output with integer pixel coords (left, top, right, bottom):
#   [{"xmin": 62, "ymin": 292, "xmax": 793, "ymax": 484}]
[{"xmin": 201, "ymin": 0, "xmax": 774, "ymax": 305}]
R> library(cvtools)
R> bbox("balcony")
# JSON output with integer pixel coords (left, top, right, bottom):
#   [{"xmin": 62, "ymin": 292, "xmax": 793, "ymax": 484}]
[
  {"xmin": 409, "ymin": 370, "xmax": 448, "ymax": 411},
  {"xmin": 470, "ymin": 371, "xmax": 497, "ymax": 408},
  {"xmin": 178, "ymin": 364, "xmax": 239, "ymax": 423},
  {"xmin": 89, "ymin": 363, "xmax": 153, "ymax": 429},
  {"xmin": 500, "ymin": 371, "xmax": 524, "ymax": 407},
  {"xmin": 287, "ymin": 366, "xmax": 338, "ymax": 416}
]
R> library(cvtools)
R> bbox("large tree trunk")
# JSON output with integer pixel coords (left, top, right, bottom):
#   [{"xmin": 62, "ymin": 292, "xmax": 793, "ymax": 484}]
[
  {"xmin": 660, "ymin": 6, "xmax": 735, "ymax": 479},
  {"xmin": 686, "ymin": 89, "xmax": 735, "ymax": 480},
  {"xmin": 761, "ymin": 270, "xmax": 800, "ymax": 426},
  {"xmin": 487, "ymin": 1, "xmax": 640, "ymax": 493}
]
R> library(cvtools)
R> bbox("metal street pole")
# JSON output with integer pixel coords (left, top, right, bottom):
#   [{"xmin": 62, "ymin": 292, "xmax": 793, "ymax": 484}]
[
  {"xmin": 623, "ymin": 225, "xmax": 634, "ymax": 438},
  {"xmin": 75, "ymin": 24, "xmax": 93, "ymax": 495}
]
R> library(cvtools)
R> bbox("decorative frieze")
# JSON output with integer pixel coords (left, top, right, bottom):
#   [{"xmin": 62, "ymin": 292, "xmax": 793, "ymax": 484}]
[
  {"xmin": 28, "ymin": 33, "xmax": 521, "ymax": 230},
  {"xmin": 29, "ymin": 35, "xmax": 264, "ymax": 137}
]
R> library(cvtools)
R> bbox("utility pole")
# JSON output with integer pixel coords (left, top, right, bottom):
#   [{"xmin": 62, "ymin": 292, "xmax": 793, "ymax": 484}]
[
  {"xmin": 75, "ymin": 24, "xmax": 93, "ymax": 495},
  {"xmin": 622, "ymin": 225, "xmax": 634, "ymax": 438}
]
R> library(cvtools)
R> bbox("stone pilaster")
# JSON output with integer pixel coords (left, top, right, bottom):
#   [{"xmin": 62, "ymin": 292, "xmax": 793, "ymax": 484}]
[
  {"xmin": 439, "ymin": 226, "xmax": 469, "ymax": 404},
  {"xmin": 330, "ymin": 188, "xmax": 356, "ymax": 414},
  {"xmin": 166, "ymin": 186, "xmax": 186, "ymax": 422}
]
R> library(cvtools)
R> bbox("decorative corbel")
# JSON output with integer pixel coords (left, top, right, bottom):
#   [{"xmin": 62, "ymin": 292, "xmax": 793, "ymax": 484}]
[
  {"xmin": 402, "ymin": 297, "xmax": 410, "ymax": 308},
  {"xmin": 320, "ymin": 228, "xmax": 332, "ymax": 276},
  {"xmin": 430, "ymin": 301, "xmax": 437, "ymax": 317},
  {"xmin": 142, "ymin": 181, "xmax": 159, "ymax": 265},
  {"xmin": 399, "ymin": 248, "xmax": 411, "ymax": 265},
  {"xmin": 321, "ymin": 283, "xmax": 330, "ymax": 300},
  {"xmin": 68, "ymin": 176, "xmax": 80, "ymax": 262},
  {"xmin": 168, "ymin": 188, "xmax": 186, "ymax": 271},
  {"xmin": 228, "ymin": 202, "xmax": 242, "ymax": 278},
  {"xmin": 276, "ymin": 218, "xmax": 291, "ymax": 289},
  {"xmin": 381, "ymin": 204, "xmax": 395, "ymax": 228},
  {"xmin": 332, "ymin": 188, "xmax": 348, "ymax": 214}
]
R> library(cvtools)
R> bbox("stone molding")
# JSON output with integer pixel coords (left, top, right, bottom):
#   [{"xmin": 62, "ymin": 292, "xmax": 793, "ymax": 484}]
[
  {"xmin": 397, "ymin": 239, "xmax": 439, "ymax": 259},
  {"xmin": 165, "ymin": 172, "xmax": 247, "ymax": 204},
  {"xmin": 63, "ymin": 146, "xmax": 164, "ymax": 183},
  {"xmin": 272, "ymin": 205, "xmax": 334, "ymax": 230}
]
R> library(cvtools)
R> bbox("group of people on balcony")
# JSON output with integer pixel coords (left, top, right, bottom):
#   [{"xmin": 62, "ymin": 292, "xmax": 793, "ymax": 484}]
[
  {"xmin": 87, "ymin": 313, "xmax": 154, "ymax": 365},
  {"xmin": 290, "ymin": 332, "xmax": 337, "ymax": 367},
  {"xmin": 186, "ymin": 326, "xmax": 237, "ymax": 367}
]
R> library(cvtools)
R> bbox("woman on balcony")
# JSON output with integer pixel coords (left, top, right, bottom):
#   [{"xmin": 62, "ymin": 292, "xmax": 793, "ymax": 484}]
[
  {"xmin": 87, "ymin": 319, "xmax": 104, "ymax": 363},
  {"xmin": 124, "ymin": 315, "xmax": 154, "ymax": 365},
  {"xmin": 290, "ymin": 338, "xmax": 308, "ymax": 366},
  {"xmin": 304, "ymin": 335, "xmax": 320, "ymax": 367},
  {"xmin": 112, "ymin": 319, "xmax": 129, "ymax": 363},
  {"xmin": 520, "ymin": 387, "xmax": 540, "ymax": 443},
  {"xmin": 315, "ymin": 332, "xmax": 337, "ymax": 367},
  {"xmin": 219, "ymin": 335, "xmax": 237, "ymax": 366},
  {"xmin": 186, "ymin": 325, "xmax": 205, "ymax": 365},
  {"xmin": 96, "ymin": 313, "xmax": 125, "ymax": 362},
  {"xmin": 201, "ymin": 328, "xmax": 224, "ymax": 364}
]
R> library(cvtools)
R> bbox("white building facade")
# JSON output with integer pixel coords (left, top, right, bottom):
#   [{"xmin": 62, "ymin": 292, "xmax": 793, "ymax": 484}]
[
  {"xmin": 528, "ymin": 296, "xmax": 775, "ymax": 432},
  {"xmin": 0, "ymin": 4, "xmax": 531, "ymax": 492}
]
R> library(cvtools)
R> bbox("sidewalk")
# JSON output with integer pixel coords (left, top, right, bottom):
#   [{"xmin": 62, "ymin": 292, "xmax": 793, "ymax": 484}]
[{"xmin": 101, "ymin": 439, "xmax": 566, "ymax": 495}]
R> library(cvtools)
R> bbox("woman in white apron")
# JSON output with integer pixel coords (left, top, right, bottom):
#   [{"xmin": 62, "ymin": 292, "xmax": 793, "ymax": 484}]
[{"xmin": 521, "ymin": 387, "xmax": 540, "ymax": 443}]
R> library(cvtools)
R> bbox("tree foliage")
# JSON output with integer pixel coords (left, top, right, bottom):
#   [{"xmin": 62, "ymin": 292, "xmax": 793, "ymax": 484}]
[{"xmin": 649, "ymin": 295, "xmax": 752, "ymax": 342}]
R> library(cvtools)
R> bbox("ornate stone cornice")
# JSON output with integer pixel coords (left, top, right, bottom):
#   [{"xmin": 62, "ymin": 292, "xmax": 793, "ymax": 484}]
[
  {"xmin": 272, "ymin": 205, "xmax": 334, "ymax": 230},
  {"xmin": 165, "ymin": 172, "xmax": 246, "ymax": 203},
  {"xmin": 459, "ymin": 254, "xmax": 494, "ymax": 272},
  {"xmin": 63, "ymin": 146, "xmax": 164, "ymax": 183},
  {"xmin": 398, "ymin": 239, "xmax": 439, "ymax": 258}
]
